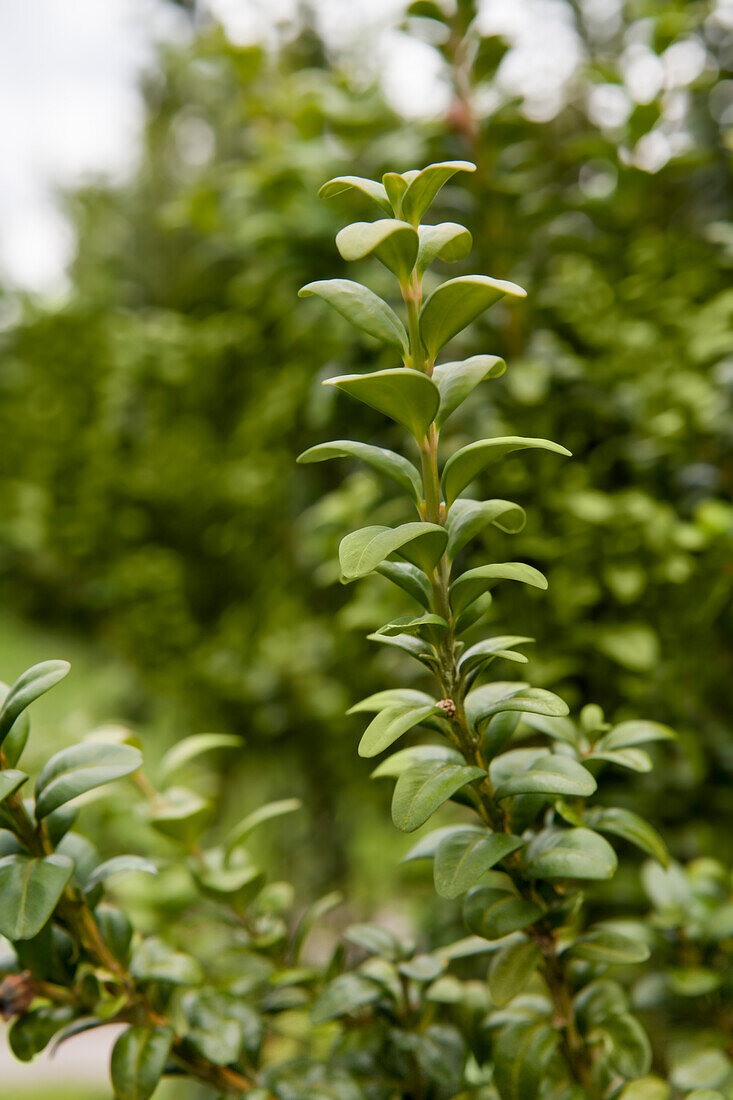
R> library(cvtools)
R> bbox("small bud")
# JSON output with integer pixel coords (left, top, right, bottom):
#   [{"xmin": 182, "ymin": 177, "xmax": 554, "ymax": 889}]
[{"xmin": 436, "ymin": 698, "xmax": 457, "ymax": 719}]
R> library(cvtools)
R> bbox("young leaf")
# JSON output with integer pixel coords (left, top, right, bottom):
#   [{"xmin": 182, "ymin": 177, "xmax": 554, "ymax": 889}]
[
  {"xmin": 442, "ymin": 436, "xmax": 571, "ymax": 505},
  {"xmin": 526, "ymin": 828, "xmax": 618, "ymax": 881},
  {"xmin": 489, "ymin": 941, "xmax": 541, "ymax": 1006},
  {"xmin": 391, "ymin": 761, "xmax": 485, "ymax": 832},
  {"xmin": 297, "ymin": 440, "xmax": 422, "ymax": 503},
  {"xmin": 434, "ymin": 829, "xmax": 524, "ymax": 898},
  {"xmin": 583, "ymin": 807, "xmax": 669, "ymax": 867},
  {"xmin": 419, "ymin": 275, "xmax": 526, "ymax": 360},
  {"xmin": 401, "ymin": 160, "xmax": 476, "ymax": 224},
  {"xmin": 110, "ymin": 1026, "xmax": 174, "ymax": 1100},
  {"xmin": 446, "ymin": 498, "xmax": 525, "ymax": 558},
  {"xmin": 593, "ymin": 720, "xmax": 675, "ymax": 752},
  {"xmin": 457, "ymin": 636, "xmax": 534, "ymax": 676},
  {"xmin": 159, "ymin": 733, "xmax": 241, "ymax": 780},
  {"xmin": 335, "ymin": 219, "xmax": 419, "ymax": 281},
  {"xmin": 463, "ymin": 884, "xmax": 543, "ymax": 940},
  {"xmin": 492, "ymin": 1020, "xmax": 559, "ymax": 1100},
  {"xmin": 146, "ymin": 788, "xmax": 212, "ymax": 844},
  {"xmin": 299, "ymin": 279, "xmax": 408, "ymax": 353},
  {"xmin": 416, "ymin": 222, "xmax": 472, "ymax": 277},
  {"xmin": 325, "ymin": 368, "xmax": 439, "ymax": 438},
  {"xmin": 382, "ymin": 171, "xmax": 408, "ymax": 213},
  {"xmin": 493, "ymin": 755, "xmax": 597, "ymax": 801},
  {"xmin": 0, "ymin": 661, "xmax": 70, "ymax": 747},
  {"xmin": 358, "ymin": 703, "xmax": 440, "ymax": 758},
  {"xmin": 0, "ymin": 769, "xmax": 28, "ymax": 804},
  {"xmin": 433, "ymin": 355, "xmax": 506, "ymax": 428},
  {"xmin": 451, "ymin": 562, "xmax": 548, "ymax": 613},
  {"xmin": 376, "ymin": 561, "xmax": 432, "ymax": 607},
  {"xmin": 340, "ymin": 522, "xmax": 448, "ymax": 581},
  {"xmin": 318, "ymin": 175, "xmax": 392, "ymax": 213},
  {"xmin": 83, "ymin": 856, "xmax": 158, "ymax": 894},
  {"xmin": 348, "ymin": 688, "xmax": 436, "ymax": 714},
  {"xmin": 35, "ymin": 742, "xmax": 142, "ymax": 818},
  {"xmin": 0, "ymin": 854, "xmax": 73, "ymax": 940}
]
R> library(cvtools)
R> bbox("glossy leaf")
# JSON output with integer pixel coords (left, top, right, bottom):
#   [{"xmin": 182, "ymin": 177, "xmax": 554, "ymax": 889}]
[
  {"xmin": 434, "ymin": 829, "xmax": 524, "ymax": 898},
  {"xmin": 594, "ymin": 720, "xmax": 675, "ymax": 752},
  {"xmin": 358, "ymin": 703, "xmax": 439, "ymax": 758},
  {"xmin": 451, "ymin": 562, "xmax": 547, "ymax": 613},
  {"xmin": 299, "ymin": 280, "xmax": 408, "ymax": 353},
  {"xmin": 335, "ymin": 219, "xmax": 419, "ymax": 281},
  {"xmin": 376, "ymin": 561, "xmax": 432, "ymax": 608},
  {"xmin": 416, "ymin": 222, "xmax": 472, "ymax": 277},
  {"xmin": 318, "ymin": 175, "xmax": 392, "ymax": 213},
  {"xmin": 585, "ymin": 747, "xmax": 652, "ymax": 773},
  {"xmin": 0, "ymin": 854, "xmax": 73, "ymax": 940},
  {"xmin": 0, "ymin": 661, "xmax": 70, "ymax": 747},
  {"xmin": 326, "ymin": 368, "xmax": 439, "ymax": 438},
  {"xmin": 110, "ymin": 1026, "xmax": 174, "ymax": 1100},
  {"xmin": 489, "ymin": 941, "xmax": 541, "ymax": 1006},
  {"xmin": 348, "ymin": 688, "xmax": 436, "ymax": 715},
  {"xmin": 340, "ymin": 522, "xmax": 447, "ymax": 581},
  {"xmin": 493, "ymin": 1020, "xmax": 559, "ymax": 1100},
  {"xmin": 83, "ymin": 856, "xmax": 158, "ymax": 894},
  {"xmin": 526, "ymin": 828, "xmax": 617, "ymax": 881},
  {"xmin": 403, "ymin": 824, "xmax": 484, "ymax": 862},
  {"xmin": 297, "ymin": 440, "xmax": 422, "ymax": 503},
  {"xmin": 401, "ymin": 160, "xmax": 476, "ymax": 224},
  {"xmin": 458, "ymin": 636, "xmax": 533, "ymax": 676},
  {"xmin": 0, "ymin": 769, "xmax": 28, "ymax": 803},
  {"xmin": 494, "ymin": 754, "xmax": 596, "ymax": 801},
  {"xmin": 474, "ymin": 688, "xmax": 569, "ymax": 726},
  {"xmin": 159, "ymin": 733, "xmax": 240, "ymax": 780},
  {"xmin": 433, "ymin": 355, "xmax": 506, "ymax": 429},
  {"xmin": 584, "ymin": 807, "xmax": 669, "ymax": 867},
  {"xmin": 463, "ymin": 883, "xmax": 543, "ymax": 940},
  {"xmin": 419, "ymin": 275, "xmax": 526, "ymax": 360},
  {"xmin": 571, "ymin": 927, "xmax": 650, "ymax": 965},
  {"xmin": 442, "ymin": 436, "xmax": 571, "ymax": 506},
  {"xmin": 372, "ymin": 744, "xmax": 461, "ymax": 778},
  {"xmin": 391, "ymin": 761, "xmax": 485, "ymax": 832},
  {"xmin": 446, "ymin": 498, "xmax": 525, "ymax": 558},
  {"xmin": 35, "ymin": 742, "xmax": 142, "ymax": 818}
]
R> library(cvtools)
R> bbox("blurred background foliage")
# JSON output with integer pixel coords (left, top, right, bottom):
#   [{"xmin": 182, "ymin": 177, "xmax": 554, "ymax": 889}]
[{"xmin": 0, "ymin": 0, "xmax": 730, "ymax": 904}]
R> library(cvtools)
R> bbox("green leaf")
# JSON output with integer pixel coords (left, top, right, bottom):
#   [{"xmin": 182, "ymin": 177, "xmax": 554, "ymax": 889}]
[
  {"xmin": 326, "ymin": 368, "xmax": 439, "ymax": 438},
  {"xmin": 671, "ymin": 1049, "xmax": 732, "ymax": 1091},
  {"xmin": 583, "ymin": 807, "xmax": 668, "ymax": 867},
  {"xmin": 344, "ymin": 923, "xmax": 407, "ymax": 961},
  {"xmin": 0, "ymin": 853, "xmax": 73, "ymax": 940},
  {"xmin": 348, "ymin": 688, "xmax": 436, "ymax": 714},
  {"xmin": 335, "ymin": 219, "xmax": 419, "ymax": 281},
  {"xmin": 420, "ymin": 275, "xmax": 526, "ymax": 360},
  {"xmin": 35, "ymin": 742, "xmax": 142, "ymax": 818},
  {"xmin": 403, "ymin": 823, "xmax": 483, "ymax": 862},
  {"xmin": 489, "ymin": 942, "xmax": 541, "ymax": 1006},
  {"xmin": 442, "ymin": 436, "xmax": 571, "ymax": 506},
  {"xmin": 299, "ymin": 279, "xmax": 408, "ymax": 353},
  {"xmin": 585, "ymin": 747, "xmax": 652, "ymax": 772},
  {"xmin": 375, "ymin": 613, "xmax": 449, "ymax": 642},
  {"xmin": 111, "ymin": 1026, "xmax": 174, "ymax": 1100},
  {"xmin": 458, "ymin": 636, "xmax": 533, "ymax": 676},
  {"xmin": 0, "ymin": 769, "xmax": 28, "ymax": 803},
  {"xmin": 340, "ymin": 522, "xmax": 447, "ymax": 581},
  {"xmin": 318, "ymin": 175, "xmax": 392, "ymax": 213},
  {"xmin": 297, "ymin": 440, "xmax": 422, "ymax": 503},
  {"xmin": 382, "ymin": 171, "xmax": 408, "ymax": 213},
  {"xmin": 526, "ymin": 828, "xmax": 618, "ymax": 881},
  {"xmin": 417, "ymin": 222, "xmax": 472, "ymax": 277},
  {"xmin": 593, "ymin": 720, "xmax": 675, "ymax": 752},
  {"xmin": 434, "ymin": 829, "xmax": 524, "ymax": 898},
  {"xmin": 401, "ymin": 160, "xmax": 476, "ymax": 225},
  {"xmin": 376, "ymin": 561, "xmax": 432, "ymax": 607},
  {"xmin": 158, "ymin": 733, "xmax": 240, "ymax": 780},
  {"xmin": 146, "ymin": 787, "xmax": 212, "ymax": 844},
  {"xmin": 311, "ymin": 973, "xmax": 382, "ymax": 1024},
  {"xmin": 617, "ymin": 1078, "xmax": 670, "ymax": 1100},
  {"xmin": 0, "ymin": 661, "xmax": 70, "ymax": 747},
  {"xmin": 667, "ymin": 968, "xmax": 722, "ymax": 996},
  {"xmin": 359, "ymin": 703, "xmax": 440, "ymax": 757},
  {"xmin": 475, "ymin": 687, "xmax": 569, "ymax": 726},
  {"xmin": 8, "ymin": 1005, "xmax": 75, "ymax": 1062},
  {"xmin": 494, "ymin": 755, "xmax": 596, "ymax": 801},
  {"xmin": 434, "ymin": 355, "xmax": 506, "ymax": 429},
  {"xmin": 571, "ymin": 927, "xmax": 651, "ymax": 964},
  {"xmin": 373, "ymin": 745, "xmax": 461, "ymax": 778},
  {"xmin": 131, "ymin": 936, "xmax": 203, "ymax": 985},
  {"xmin": 191, "ymin": 848, "xmax": 264, "ymax": 907},
  {"xmin": 451, "ymin": 562, "xmax": 548, "ymax": 613},
  {"xmin": 463, "ymin": 884, "xmax": 543, "ymax": 940},
  {"xmin": 225, "ymin": 798, "xmax": 301, "ymax": 855},
  {"xmin": 600, "ymin": 1013, "xmax": 652, "ymax": 1078},
  {"xmin": 465, "ymin": 683, "xmax": 527, "ymax": 730},
  {"xmin": 493, "ymin": 1021, "xmax": 559, "ymax": 1100},
  {"xmin": 83, "ymin": 856, "xmax": 158, "ymax": 894},
  {"xmin": 391, "ymin": 761, "xmax": 485, "ymax": 832},
  {"xmin": 446, "ymin": 498, "xmax": 525, "ymax": 559},
  {"xmin": 367, "ymin": 630, "xmax": 435, "ymax": 665}
]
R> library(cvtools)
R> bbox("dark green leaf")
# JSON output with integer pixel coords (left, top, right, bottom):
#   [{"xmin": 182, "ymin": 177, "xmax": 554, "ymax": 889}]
[
  {"xmin": 376, "ymin": 561, "xmax": 432, "ymax": 607},
  {"xmin": 594, "ymin": 720, "xmax": 675, "ymax": 752},
  {"xmin": 8, "ymin": 1006, "xmax": 75, "ymax": 1062},
  {"xmin": 451, "ymin": 562, "xmax": 547, "ymax": 613},
  {"xmin": 340, "ymin": 522, "xmax": 447, "ymax": 581},
  {"xmin": 110, "ymin": 1026, "xmax": 174, "ymax": 1100},
  {"xmin": 583, "ymin": 807, "xmax": 668, "ymax": 867},
  {"xmin": 493, "ymin": 1020, "xmax": 559, "ymax": 1100},
  {"xmin": 0, "ymin": 854, "xmax": 73, "ymax": 940},
  {"xmin": 299, "ymin": 279, "xmax": 408, "ymax": 352},
  {"xmin": 494, "ymin": 755, "xmax": 596, "ymax": 801},
  {"xmin": 571, "ymin": 927, "xmax": 651, "ymax": 964},
  {"xmin": 373, "ymin": 745, "xmax": 461, "ymax": 778},
  {"xmin": 335, "ymin": 219, "xmax": 419, "ymax": 281},
  {"xmin": 391, "ymin": 761, "xmax": 485, "ymax": 832},
  {"xmin": 600, "ymin": 1013, "xmax": 652, "ymax": 1078},
  {"xmin": 297, "ymin": 440, "xmax": 422, "ymax": 503},
  {"xmin": 446, "ymin": 498, "xmax": 525, "ymax": 558},
  {"xmin": 325, "ymin": 368, "xmax": 439, "ymax": 438},
  {"xmin": 403, "ymin": 823, "xmax": 483, "ymax": 862},
  {"xmin": 358, "ymin": 703, "xmax": 439, "ymax": 757},
  {"xmin": 442, "ymin": 436, "xmax": 571, "ymax": 506},
  {"xmin": 489, "ymin": 941, "xmax": 541, "ymax": 1006},
  {"xmin": 458, "ymin": 636, "xmax": 533, "ymax": 676},
  {"xmin": 0, "ymin": 661, "xmax": 70, "ymax": 747},
  {"xmin": 434, "ymin": 355, "xmax": 506, "ymax": 428},
  {"xmin": 311, "ymin": 973, "xmax": 382, "ymax": 1024},
  {"xmin": 463, "ymin": 884, "xmax": 543, "ymax": 940},
  {"xmin": 0, "ymin": 769, "xmax": 28, "ymax": 803},
  {"xmin": 348, "ymin": 688, "xmax": 436, "ymax": 714},
  {"xmin": 35, "ymin": 742, "xmax": 142, "ymax": 818},
  {"xmin": 526, "ymin": 828, "xmax": 617, "ymax": 881},
  {"xmin": 434, "ymin": 829, "xmax": 524, "ymax": 898},
  {"xmin": 419, "ymin": 275, "xmax": 526, "ymax": 360}
]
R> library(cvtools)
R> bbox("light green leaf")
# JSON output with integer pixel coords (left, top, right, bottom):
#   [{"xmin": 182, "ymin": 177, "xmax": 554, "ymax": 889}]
[
  {"xmin": 375, "ymin": 614, "xmax": 449, "ymax": 642},
  {"xmin": 465, "ymin": 683, "xmax": 527, "ymax": 731},
  {"xmin": 340, "ymin": 522, "xmax": 447, "ymax": 581},
  {"xmin": 318, "ymin": 175, "xmax": 392, "ymax": 213},
  {"xmin": 671, "ymin": 1049, "xmax": 732, "ymax": 1091},
  {"xmin": 451, "ymin": 562, "xmax": 547, "ymax": 613},
  {"xmin": 359, "ymin": 703, "xmax": 440, "ymax": 758},
  {"xmin": 583, "ymin": 807, "xmax": 668, "ymax": 867},
  {"xmin": 146, "ymin": 787, "xmax": 212, "ymax": 844},
  {"xmin": 667, "ymin": 968, "xmax": 722, "ymax": 996},
  {"xmin": 225, "ymin": 798, "xmax": 301, "ymax": 855},
  {"xmin": 571, "ymin": 927, "xmax": 650, "ymax": 964},
  {"xmin": 420, "ymin": 275, "xmax": 526, "ymax": 360},
  {"xmin": 475, "ymin": 687, "xmax": 568, "ymax": 726},
  {"xmin": 299, "ymin": 279, "xmax": 408, "ymax": 353},
  {"xmin": 458, "ymin": 636, "xmax": 533, "ymax": 676},
  {"xmin": 442, "ymin": 436, "xmax": 571, "ymax": 506},
  {"xmin": 494, "ymin": 755, "xmax": 596, "ymax": 801},
  {"xmin": 376, "ymin": 561, "xmax": 433, "ymax": 607},
  {"xmin": 526, "ymin": 828, "xmax": 617, "ymax": 881},
  {"xmin": 434, "ymin": 829, "xmax": 524, "ymax": 898},
  {"xmin": 326, "ymin": 368, "xmax": 439, "ymax": 438},
  {"xmin": 335, "ymin": 219, "xmax": 419, "ymax": 281},
  {"xmin": 391, "ymin": 761, "xmax": 485, "ymax": 832},
  {"xmin": 35, "ymin": 742, "xmax": 142, "ymax": 818},
  {"xmin": 401, "ymin": 160, "xmax": 476, "ymax": 225},
  {"xmin": 594, "ymin": 720, "xmax": 675, "ymax": 752},
  {"xmin": 0, "ymin": 661, "xmax": 70, "ymax": 747},
  {"xmin": 0, "ymin": 769, "xmax": 28, "ymax": 803},
  {"xmin": 344, "ymin": 922, "xmax": 407, "ymax": 961},
  {"xmin": 373, "ymin": 745, "xmax": 462, "ymax": 778},
  {"xmin": 417, "ymin": 222, "xmax": 472, "ymax": 277},
  {"xmin": 489, "ymin": 941, "xmax": 541, "ymax": 1006},
  {"xmin": 382, "ymin": 171, "xmax": 408, "ymax": 213},
  {"xmin": 131, "ymin": 937, "xmax": 203, "ymax": 985},
  {"xmin": 403, "ymin": 824, "xmax": 483, "ymax": 862},
  {"xmin": 585, "ymin": 747, "xmax": 652, "ymax": 772},
  {"xmin": 600, "ymin": 1013, "xmax": 652, "ymax": 1078},
  {"xmin": 348, "ymin": 688, "xmax": 436, "ymax": 714},
  {"xmin": 84, "ymin": 856, "xmax": 158, "ymax": 894},
  {"xmin": 617, "ymin": 1078, "xmax": 670, "ymax": 1100},
  {"xmin": 493, "ymin": 1020, "xmax": 559, "ymax": 1100},
  {"xmin": 311, "ymin": 973, "xmax": 382, "ymax": 1025},
  {"xmin": 0, "ymin": 854, "xmax": 73, "ymax": 940},
  {"xmin": 463, "ymin": 884, "xmax": 543, "ymax": 940},
  {"xmin": 297, "ymin": 440, "xmax": 422, "ymax": 503},
  {"xmin": 110, "ymin": 1026, "xmax": 174, "ymax": 1100},
  {"xmin": 434, "ymin": 355, "xmax": 506, "ymax": 429},
  {"xmin": 446, "ymin": 498, "xmax": 525, "ymax": 558},
  {"xmin": 159, "ymin": 733, "xmax": 240, "ymax": 780}
]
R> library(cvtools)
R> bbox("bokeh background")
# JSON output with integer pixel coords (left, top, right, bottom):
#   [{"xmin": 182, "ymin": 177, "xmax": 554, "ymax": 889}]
[{"xmin": 0, "ymin": 0, "xmax": 731, "ymax": 1094}]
